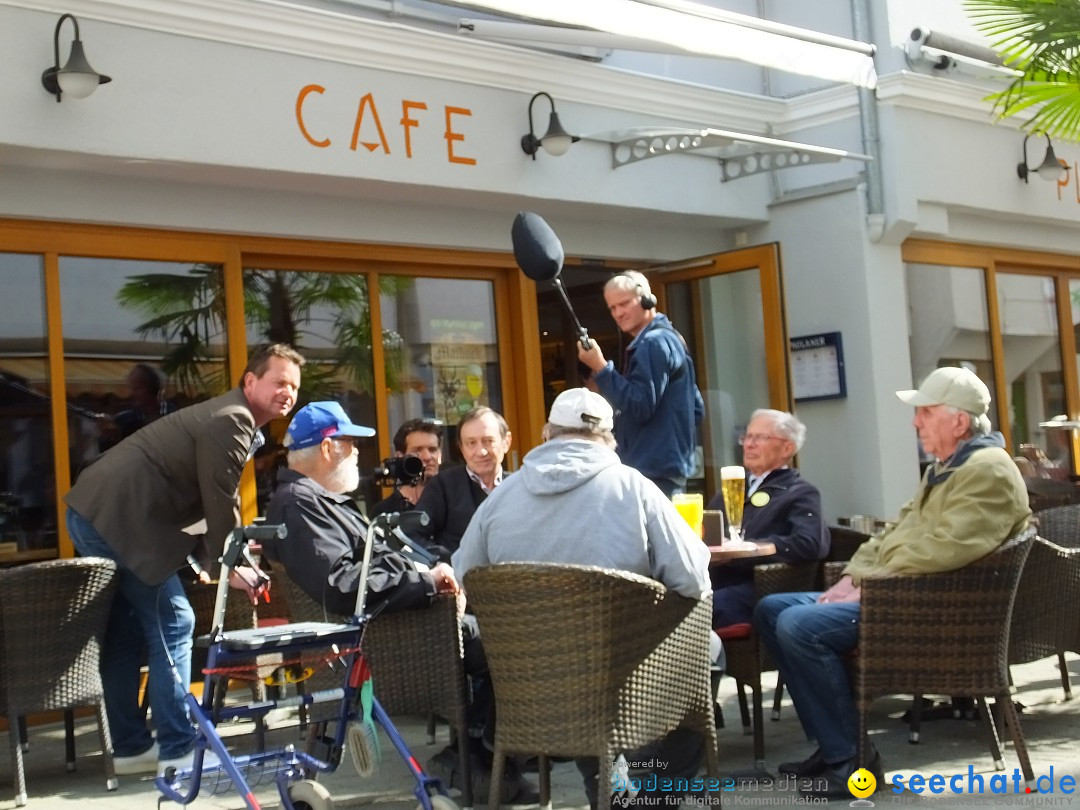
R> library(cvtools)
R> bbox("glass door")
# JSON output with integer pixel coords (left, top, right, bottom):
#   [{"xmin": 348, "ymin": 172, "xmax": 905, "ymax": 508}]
[{"xmin": 657, "ymin": 245, "xmax": 789, "ymax": 496}]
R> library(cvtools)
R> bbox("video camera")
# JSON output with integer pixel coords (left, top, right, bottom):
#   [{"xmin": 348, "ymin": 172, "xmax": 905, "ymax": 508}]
[{"xmin": 373, "ymin": 454, "xmax": 424, "ymax": 487}]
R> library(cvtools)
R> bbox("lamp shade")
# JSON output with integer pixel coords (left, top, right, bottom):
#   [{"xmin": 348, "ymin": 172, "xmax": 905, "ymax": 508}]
[
  {"xmin": 56, "ymin": 39, "xmax": 110, "ymax": 99},
  {"xmin": 540, "ymin": 112, "xmax": 574, "ymax": 156},
  {"xmin": 1035, "ymin": 143, "xmax": 1067, "ymax": 183}
]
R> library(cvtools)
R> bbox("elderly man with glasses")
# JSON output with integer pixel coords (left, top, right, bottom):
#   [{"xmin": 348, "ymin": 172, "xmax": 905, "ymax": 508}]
[
  {"xmin": 707, "ymin": 408, "xmax": 830, "ymax": 627},
  {"xmin": 752, "ymin": 367, "xmax": 1031, "ymax": 799}
]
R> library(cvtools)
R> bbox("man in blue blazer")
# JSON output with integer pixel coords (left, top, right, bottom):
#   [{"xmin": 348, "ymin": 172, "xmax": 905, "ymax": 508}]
[{"xmin": 707, "ymin": 409, "xmax": 829, "ymax": 627}]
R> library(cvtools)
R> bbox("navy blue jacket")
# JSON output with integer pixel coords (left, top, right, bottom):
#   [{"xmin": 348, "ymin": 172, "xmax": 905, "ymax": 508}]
[
  {"xmin": 411, "ymin": 465, "xmax": 488, "ymax": 561},
  {"xmin": 707, "ymin": 467, "xmax": 830, "ymax": 590},
  {"xmin": 594, "ymin": 313, "xmax": 705, "ymax": 484}
]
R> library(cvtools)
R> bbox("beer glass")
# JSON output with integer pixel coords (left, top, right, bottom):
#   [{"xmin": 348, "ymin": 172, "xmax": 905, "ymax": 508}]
[
  {"xmin": 671, "ymin": 493, "xmax": 704, "ymax": 537},
  {"xmin": 719, "ymin": 465, "xmax": 746, "ymax": 542}
]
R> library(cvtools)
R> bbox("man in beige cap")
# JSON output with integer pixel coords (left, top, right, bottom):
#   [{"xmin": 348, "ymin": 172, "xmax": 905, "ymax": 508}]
[
  {"xmin": 454, "ymin": 387, "xmax": 712, "ymax": 810},
  {"xmin": 752, "ymin": 366, "xmax": 1030, "ymax": 799}
]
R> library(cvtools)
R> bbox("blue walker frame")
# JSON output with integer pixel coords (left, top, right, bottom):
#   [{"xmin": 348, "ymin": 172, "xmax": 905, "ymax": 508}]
[{"xmin": 154, "ymin": 516, "xmax": 456, "ymax": 810}]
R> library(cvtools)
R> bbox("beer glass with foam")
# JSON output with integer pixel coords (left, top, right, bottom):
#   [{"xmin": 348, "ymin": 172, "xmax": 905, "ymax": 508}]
[{"xmin": 719, "ymin": 465, "xmax": 746, "ymax": 542}]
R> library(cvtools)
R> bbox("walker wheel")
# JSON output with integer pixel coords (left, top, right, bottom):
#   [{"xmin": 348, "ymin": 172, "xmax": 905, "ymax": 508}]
[
  {"xmin": 419, "ymin": 794, "xmax": 459, "ymax": 810},
  {"xmin": 288, "ymin": 779, "xmax": 335, "ymax": 810},
  {"xmin": 348, "ymin": 720, "xmax": 380, "ymax": 778}
]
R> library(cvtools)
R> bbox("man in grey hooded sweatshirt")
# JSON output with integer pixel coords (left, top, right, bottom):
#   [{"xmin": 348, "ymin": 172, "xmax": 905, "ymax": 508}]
[{"xmin": 453, "ymin": 387, "xmax": 711, "ymax": 810}]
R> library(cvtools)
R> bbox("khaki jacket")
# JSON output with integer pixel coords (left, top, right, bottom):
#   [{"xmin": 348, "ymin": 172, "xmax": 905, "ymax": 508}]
[{"xmin": 843, "ymin": 445, "xmax": 1030, "ymax": 586}]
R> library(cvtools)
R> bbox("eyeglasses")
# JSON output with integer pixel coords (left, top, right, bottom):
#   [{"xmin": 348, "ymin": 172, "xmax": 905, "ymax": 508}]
[{"xmin": 738, "ymin": 433, "xmax": 784, "ymax": 446}]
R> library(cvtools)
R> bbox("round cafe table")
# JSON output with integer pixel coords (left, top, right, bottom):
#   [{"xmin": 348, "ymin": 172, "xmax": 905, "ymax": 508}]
[{"xmin": 707, "ymin": 541, "xmax": 776, "ymax": 565}]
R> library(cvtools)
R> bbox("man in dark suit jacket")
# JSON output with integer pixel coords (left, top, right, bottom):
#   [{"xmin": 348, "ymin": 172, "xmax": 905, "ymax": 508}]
[
  {"xmin": 63, "ymin": 344, "xmax": 303, "ymax": 776},
  {"xmin": 412, "ymin": 406, "xmax": 511, "ymax": 561},
  {"xmin": 707, "ymin": 409, "xmax": 829, "ymax": 627}
]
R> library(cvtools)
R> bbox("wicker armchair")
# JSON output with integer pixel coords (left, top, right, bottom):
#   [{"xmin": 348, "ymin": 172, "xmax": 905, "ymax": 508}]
[
  {"xmin": 274, "ymin": 573, "xmax": 472, "ymax": 807},
  {"xmin": 716, "ymin": 561, "xmax": 819, "ymax": 770},
  {"xmin": 0, "ymin": 558, "xmax": 118, "ymax": 807},
  {"xmin": 462, "ymin": 563, "xmax": 719, "ymax": 810},
  {"xmin": 855, "ymin": 528, "xmax": 1036, "ymax": 780},
  {"xmin": 1012, "ymin": 505, "xmax": 1080, "ymax": 699},
  {"xmin": 184, "ymin": 579, "xmax": 273, "ymax": 697}
]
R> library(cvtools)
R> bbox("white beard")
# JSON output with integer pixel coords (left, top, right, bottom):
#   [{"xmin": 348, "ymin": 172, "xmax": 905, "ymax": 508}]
[{"xmin": 327, "ymin": 451, "xmax": 361, "ymax": 494}]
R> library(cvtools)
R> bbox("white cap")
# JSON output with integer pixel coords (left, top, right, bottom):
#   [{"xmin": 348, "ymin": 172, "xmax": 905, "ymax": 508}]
[
  {"xmin": 896, "ymin": 367, "xmax": 992, "ymax": 432},
  {"xmin": 548, "ymin": 388, "xmax": 614, "ymax": 431}
]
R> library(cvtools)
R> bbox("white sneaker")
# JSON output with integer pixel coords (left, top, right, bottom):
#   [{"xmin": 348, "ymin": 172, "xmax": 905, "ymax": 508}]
[
  {"xmin": 158, "ymin": 747, "xmax": 221, "ymax": 777},
  {"xmin": 114, "ymin": 742, "xmax": 160, "ymax": 775}
]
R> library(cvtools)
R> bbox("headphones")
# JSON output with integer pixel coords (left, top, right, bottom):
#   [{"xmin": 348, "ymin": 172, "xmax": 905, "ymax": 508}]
[{"xmin": 611, "ymin": 272, "xmax": 657, "ymax": 310}]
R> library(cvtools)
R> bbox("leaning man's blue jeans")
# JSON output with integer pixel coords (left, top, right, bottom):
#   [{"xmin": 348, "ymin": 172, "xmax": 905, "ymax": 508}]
[
  {"xmin": 753, "ymin": 592, "xmax": 861, "ymax": 764},
  {"xmin": 66, "ymin": 508, "xmax": 196, "ymax": 759}
]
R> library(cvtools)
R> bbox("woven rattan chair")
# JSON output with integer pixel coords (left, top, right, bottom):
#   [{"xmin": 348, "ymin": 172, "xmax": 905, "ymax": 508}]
[
  {"xmin": 462, "ymin": 563, "xmax": 719, "ymax": 810},
  {"xmin": 716, "ymin": 561, "xmax": 819, "ymax": 770},
  {"xmin": 855, "ymin": 528, "xmax": 1036, "ymax": 780},
  {"xmin": 274, "ymin": 573, "xmax": 472, "ymax": 807},
  {"xmin": 0, "ymin": 557, "xmax": 118, "ymax": 806},
  {"xmin": 184, "ymin": 579, "xmax": 274, "ymax": 698},
  {"xmin": 1024, "ymin": 477, "xmax": 1078, "ymax": 514},
  {"xmin": 1012, "ymin": 505, "xmax": 1080, "ymax": 699}
]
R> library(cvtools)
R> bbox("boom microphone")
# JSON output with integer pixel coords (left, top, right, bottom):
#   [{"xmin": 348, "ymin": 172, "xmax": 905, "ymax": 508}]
[
  {"xmin": 512, "ymin": 211, "xmax": 564, "ymax": 282},
  {"xmin": 511, "ymin": 211, "xmax": 592, "ymax": 350}
]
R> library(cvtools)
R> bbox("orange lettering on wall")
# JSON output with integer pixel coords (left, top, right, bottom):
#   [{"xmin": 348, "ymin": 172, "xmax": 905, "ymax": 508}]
[
  {"xmin": 296, "ymin": 84, "xmax": 331, "ymax": 148},
  {"xmin": 1057, "ymin": 162, "xmax": 1073, "ymax": 201},
  {"xmin": 444, "ymin": 106, "xmax": 476, "ymax": 166},
  {"xmin": 350, "ymin": 93, "xmax": 391, "ymax": 154},
  {"xmin": 400, "ymin": 100, "xmax": 428, "ymax": 159}
]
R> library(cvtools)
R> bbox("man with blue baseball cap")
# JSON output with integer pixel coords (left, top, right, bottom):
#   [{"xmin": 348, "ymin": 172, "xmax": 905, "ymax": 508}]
[
  {"xmin": 283, "ymin": 400, "xmax": 377, "ymax": 448},
  {"xmin": 262, "ymin": 401, "xmax": 460, "ymax": 615},
  {"xmin": 262, "ymin": 401, "xmax": 537, "ymax": 803}
]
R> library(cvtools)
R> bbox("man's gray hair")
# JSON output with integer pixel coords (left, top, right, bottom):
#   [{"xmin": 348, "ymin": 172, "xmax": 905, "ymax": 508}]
[
  {"xmin": 287, "ymin": 445, "xmax": 323, "ymax": 469},
  {"xmin": 542, "ymin": 422, "xmax": 617, "ymax": 450},
  {"xmin": 751, "ymin": 408, "xmax": 807, "ymax": 452},
  {"xmin": 945, "ymin": 406, "xmax": 992, "ymax": 438},
  {"xmin": 604, "ymin": 270, "xmax": 653, "ymax": 301}
]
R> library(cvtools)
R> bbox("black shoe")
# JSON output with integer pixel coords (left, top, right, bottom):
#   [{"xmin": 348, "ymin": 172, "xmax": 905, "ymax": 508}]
[
  {"xmin": 798, "ymin": 749, "xmax": 883, "ymax": 799},
  {"xmin": 778, "ymin": 748, "xmax": 827, "ymax": 778},
  {"xmin": 426, "ymin": 746, "xmax": 461, "ymax": 790}
]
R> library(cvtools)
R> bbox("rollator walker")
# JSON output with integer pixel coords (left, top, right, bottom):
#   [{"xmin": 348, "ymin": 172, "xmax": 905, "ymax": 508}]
[{"xmin": 155, "ymin": 512, "xmax": 459, "ymax": 810}]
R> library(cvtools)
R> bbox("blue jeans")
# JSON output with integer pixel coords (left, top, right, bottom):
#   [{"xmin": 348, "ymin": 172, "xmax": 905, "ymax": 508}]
[
  {"xmin": 753, "ymin": 592, "xmax": 860, "ymax": 764},
  {"xmin": 66, "ymin": 508, "xmax": 196, "ymax": 759}
]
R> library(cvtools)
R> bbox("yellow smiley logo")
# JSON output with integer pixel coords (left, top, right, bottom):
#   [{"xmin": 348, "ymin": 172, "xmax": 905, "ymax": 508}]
[
  {"xmin": 848, "ymin": 767, "xmax": 877, "ymax": 798},
  {"xmin": 750, "ymin": 491, "xmax": 770, "ymax": 507}
]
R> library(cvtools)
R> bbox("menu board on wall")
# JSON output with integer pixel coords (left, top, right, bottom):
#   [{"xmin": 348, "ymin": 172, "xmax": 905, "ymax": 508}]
[{"xmin": 790, "ymin": 331, "xmax": 846, "ymax": 402}]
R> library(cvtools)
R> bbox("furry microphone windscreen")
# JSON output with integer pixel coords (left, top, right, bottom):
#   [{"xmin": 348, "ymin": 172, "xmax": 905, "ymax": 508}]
[{"xmin": 511, "ymin": 211, "xmax": 564, "ymax": 282}]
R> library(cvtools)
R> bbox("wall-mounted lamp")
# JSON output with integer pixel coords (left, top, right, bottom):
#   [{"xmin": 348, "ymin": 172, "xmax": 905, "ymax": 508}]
[
  {"xmin": 1017, "ymin": 133, "xmax": 1068, "ymax": 183},
  {"xmin": 520, "ymin": 92, "xmax": 579, "ymax": 160},
  {"xmin": 41, "ymin": 14, "xmax": 111, "ymax": 102}
]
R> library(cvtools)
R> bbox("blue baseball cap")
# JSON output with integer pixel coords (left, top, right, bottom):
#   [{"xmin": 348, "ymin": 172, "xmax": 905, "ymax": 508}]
[{"xmin": 285, "ymin": 401, "xmax": 375, "ymax": 450}]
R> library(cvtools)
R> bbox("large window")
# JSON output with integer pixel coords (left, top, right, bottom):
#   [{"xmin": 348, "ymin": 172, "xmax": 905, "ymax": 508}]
[
  {"xmin": 904, "ymin": 241, "xmax": 1080, "ymax": 477},
  {"xmin": 0, "ymin": 253, "xmax": 55, "ymax": 557},
  {"xmin": 0, "ymin": 222, "xmax": 534, "ymax": 556},
  {"xmin": 242, "ymin": 266, "xmax": 380, "ymax": 512},
  {"xmin": 381, "ymin": 275, "xmax": 502, "ymax": 468},
  {"xmin": 60, "ymin": 257, "xmax": 227, "ymax": 481}
]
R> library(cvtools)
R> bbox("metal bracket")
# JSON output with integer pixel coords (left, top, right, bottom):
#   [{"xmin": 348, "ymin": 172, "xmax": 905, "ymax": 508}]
[{"xmin": 607, "ymin": 127, "xmax": 871, "ymax": 182}]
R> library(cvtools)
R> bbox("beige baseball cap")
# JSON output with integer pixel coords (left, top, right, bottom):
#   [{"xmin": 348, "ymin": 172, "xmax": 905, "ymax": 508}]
[
  {"xmin": 548, "ymin": 387, "xmax": 614, "ymax": 431},
  {"xmin": 896, "ymin": 367, "xmax": 991, "ymax": 422}
]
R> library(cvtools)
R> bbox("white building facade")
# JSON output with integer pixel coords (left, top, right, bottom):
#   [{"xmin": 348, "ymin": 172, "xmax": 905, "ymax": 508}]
[{"xmin": 1, "ymin": 0, "xmax": 1075, "ymax": 556}]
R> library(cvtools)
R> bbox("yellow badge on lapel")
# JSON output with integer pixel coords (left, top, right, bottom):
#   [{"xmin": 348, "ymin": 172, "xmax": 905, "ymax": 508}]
[{"xmin": 750, "ymin": 491, "xmax": 770, "ymax": 507}]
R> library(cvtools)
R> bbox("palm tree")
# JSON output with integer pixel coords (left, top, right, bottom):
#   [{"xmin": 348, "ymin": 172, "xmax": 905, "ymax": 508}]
[
  {"xmin": 116, "ymin": 263, "xmax": 407, "ymax": 399},
  {"xmin": 966, "ymin": 0, "xmax": 1080, "ymax": 140}
]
